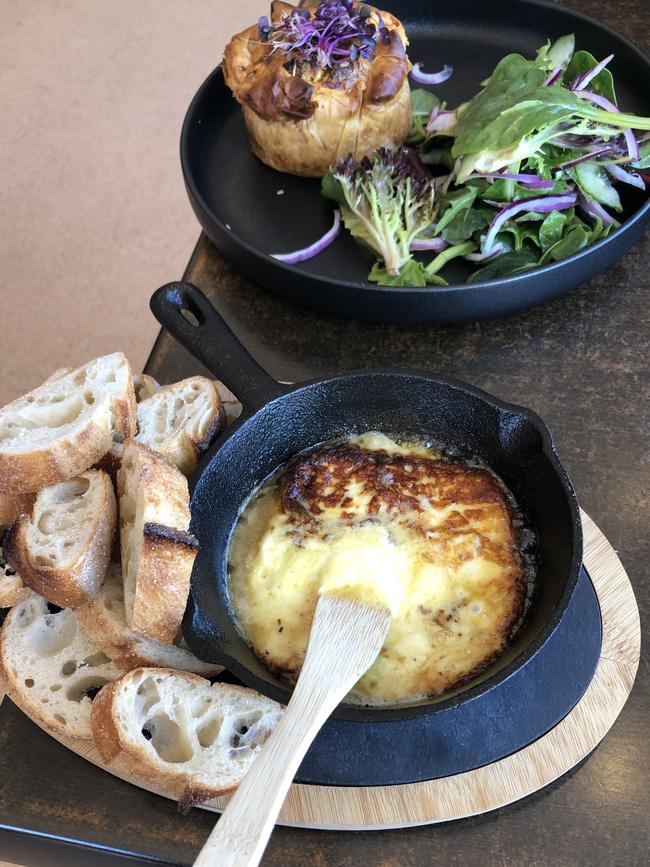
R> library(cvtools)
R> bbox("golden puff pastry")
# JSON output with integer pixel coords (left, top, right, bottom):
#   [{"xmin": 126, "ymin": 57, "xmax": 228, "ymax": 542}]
[{"xmin": 222, "ymin": 1, "xmax": 413, "ymax": 177}]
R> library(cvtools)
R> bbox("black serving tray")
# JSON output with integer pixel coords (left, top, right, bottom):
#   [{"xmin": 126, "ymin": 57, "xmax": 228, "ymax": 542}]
[{"xmin": 181, "ymin": 0, "xmax": 650, "ymax": 325}]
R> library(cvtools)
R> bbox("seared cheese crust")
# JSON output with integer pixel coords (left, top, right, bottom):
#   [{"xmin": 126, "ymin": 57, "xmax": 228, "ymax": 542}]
[{"xmin": 228, "ymin": 433, "xmax": 526, "ymax": 704}]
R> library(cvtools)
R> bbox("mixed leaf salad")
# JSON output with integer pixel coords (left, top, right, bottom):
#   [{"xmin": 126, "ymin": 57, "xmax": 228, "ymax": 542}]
[{"xmin": 274, "ymin": 35, "xmax": 650, "ymax": 286}]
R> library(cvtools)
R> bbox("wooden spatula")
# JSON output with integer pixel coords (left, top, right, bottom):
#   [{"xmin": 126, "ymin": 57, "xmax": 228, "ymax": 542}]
[{"xmin": 193, "ymin": 593, "xmax": 391, "ymax": 867}]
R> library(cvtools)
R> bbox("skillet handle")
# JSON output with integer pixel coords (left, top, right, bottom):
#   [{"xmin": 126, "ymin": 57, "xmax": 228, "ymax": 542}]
[{"xmin": 150, "ymin": 282, "xmax": 286, "ymax": 412}]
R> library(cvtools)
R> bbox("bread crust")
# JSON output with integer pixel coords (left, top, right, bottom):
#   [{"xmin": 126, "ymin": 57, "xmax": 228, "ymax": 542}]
[
  {"xmin": 223, "ymin": 3, "xmax": 412, "ymax": 177},
  {"xmin": 91, "ymin": 667, "xmax": 281, "ymax": 811},
  {"xmin": 136, "ymin": 377, "xmax": 225, "ymax": 476},
  {"xmin": 118, "ymin": 442, "xmax": 198, "ymax": 644},
  {"xmin": 3, "ymin": 470, "xmax": 117, "ymax": 609},
  {"xmin": 0, "ymin": 491, "xmax": 35, "ymax": 527},
  {"xmin": 0, "ymin": 391, "xmax": 113, "ymax": 494}
]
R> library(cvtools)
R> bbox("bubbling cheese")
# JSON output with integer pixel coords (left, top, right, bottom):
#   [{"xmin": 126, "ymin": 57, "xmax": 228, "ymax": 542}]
[{"xmin": 228, "ymin": 433, "xmax": 527, "ymax": 705}]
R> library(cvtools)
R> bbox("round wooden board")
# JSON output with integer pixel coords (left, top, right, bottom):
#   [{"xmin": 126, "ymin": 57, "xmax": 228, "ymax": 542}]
[{"xmin": 0, "ymin": 511, "xmax": 640, "ymax": 831}]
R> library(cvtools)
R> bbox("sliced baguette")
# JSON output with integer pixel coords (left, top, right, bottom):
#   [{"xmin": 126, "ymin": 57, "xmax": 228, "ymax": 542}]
[
  {"xmin": 3, "ymin": 470, "xmax": 116, "ymax": 609},
  {"xmin": 133, "ymin": 373, "xmax": 160, "ymax": 403},
  {"xmin": 0, "ymin": 490, "xmax": 35, "ymax": 527},
  {"xmin": 91, "ymin": 667, "xmax": 282, "ymax": 811},
  {"xmin": 118, "ymin": 441, "xmax": 198, "ymax": 644},
  {"xmin": 0, "ymin": 381, "xmax": 113, "ymax": 494},
  {"xmin": 0, "ymin": 549, "xmax": 30, "ymax": 608},
  {"xmin": 0, "ymin": 594, "xmax": 123, "ymax": 739},
  {"xmin": 77, "ymin": 564, "xmax": 221, "ymax": 676},
  {"xmin": 43, "ymin": 367, "xmax": 73, "ymax": 383},
  {"xmin": 0, "ymin": 353, "xmax": 136, "ymax": 493},
  {"xmin": 136, "ymin": 377, "xmax": 225, "ymax": 476},
  {"xmin": 93, "ymin": 441, "xmax": 124, "ymax": 486},
  {"xmin": 214, "ymin": 380, "xmax": 243, "ymax": 426}
]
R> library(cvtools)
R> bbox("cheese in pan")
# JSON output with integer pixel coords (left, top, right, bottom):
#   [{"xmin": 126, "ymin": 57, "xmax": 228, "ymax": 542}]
[{"xmin": 228, "ymin": 433, "xmax": 528, "ymax": 705}]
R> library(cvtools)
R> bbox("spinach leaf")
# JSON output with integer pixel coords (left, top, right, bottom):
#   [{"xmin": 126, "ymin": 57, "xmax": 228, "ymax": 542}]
[
  {"xmin": 321, "ymin": 172, "xmax": 346, "ymax": 206},
  {"xmin": 480, "ymin": 178, "xmax": 570, "ymax": 201},
  {"xmin": 439, "ymin": 207, "xmax": 489, "ymax": 244},
  {"xmin": 467, "ymin": 249, "xmax": 538, "ymax": 283},
  {"xmin": 406, "ymin": 89, "xmax": 440, "ymax": 146},
  {"xmin": 563, "ymin": 50, "xmax": 617, "ymax": 105},
  {"xmin": 539, "ymin": 211, "xmax": 568, "ymax": 250},
  {"xmin": 497, "ymin": 222, "xmax": 542, "ymax": 251},
  {"xmin": 435, "ymin": 187, "xmax": 479, "ymax": 235},
  {"xmin": 368, "ymin": 260, "xmax": 447, "ymax": 287},
  {"xmin": 632, "ymin": 139, "xmax": 650, "ymax": 170},
  {"xmin": 539, "ymin": 224, "xmax": 590, "ymax": 264}
]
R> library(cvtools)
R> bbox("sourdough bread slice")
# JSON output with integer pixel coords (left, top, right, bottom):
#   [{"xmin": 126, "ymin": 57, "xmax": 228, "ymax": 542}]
[
  {"xmin": 77, "ymin": 564, "xmax": 221, "ymax": 676},
  {"xmin": 0, "ymin": 549, "xmax": 30, "ymax": 608},
  {"xmin": 0, "ymin": 380, "xmax": 113, "ymax": 493},
  {"xmin": 214, "ymin": 380, "xmax": 243, "ymax": 427},
  {"xmin": 0, "ymin": 491, "xmax": 35, "ymax": 527},
  {"xmin": 118, "ymin": 441, "xmax": 198, "ymax": 644},
  {"xmin": 81, "ymin": 352, "xmax": 137, "ymax": 440},
  {"xmin": 0, "ymin": 594, "xmax": 123, "ymax": 739},
  {"xmin": 3, "ymin": 470, "xmax": 117, "ymax": 609},
  {"xmin": 43, "ymin": 367, "xmax": 73, "ymax": 383},
  {"xmin": 93, "ymin": 441, "xmax": 124, "ymax": 486},
  {"xmin": 91, "ymin": 667, "xmax": 282, "ymax": 811},
  {"xmin": 133, "ymin": 374, "xmax": 160, "ymax": 403},
  {"xmin": 136, "ymin": 377, "xmax": 225, "ymax": 476},
  {"xmin": 0, "ymin": 353, "xmax": 136, "ymax": 493}
]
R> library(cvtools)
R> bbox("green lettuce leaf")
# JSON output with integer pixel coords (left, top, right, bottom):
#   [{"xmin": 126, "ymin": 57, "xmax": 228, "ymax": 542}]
[{"xmin": 368, "ymin": 260, "xmax": 447, "ymax": 287}]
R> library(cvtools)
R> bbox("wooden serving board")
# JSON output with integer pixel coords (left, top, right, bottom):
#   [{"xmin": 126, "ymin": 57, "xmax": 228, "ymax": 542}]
[{"xmin": 0, "ymin": 511, "xmax": 640, "ymax": 831}]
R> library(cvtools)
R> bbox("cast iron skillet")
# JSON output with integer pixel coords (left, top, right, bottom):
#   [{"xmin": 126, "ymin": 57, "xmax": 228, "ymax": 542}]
[
  {"xmin": 150, "ymin": 282, "xmax": 583, "ymax": 723},
  {"xmin": 180, "ymin": 0, "xmax": 650, "ymax": 326}
]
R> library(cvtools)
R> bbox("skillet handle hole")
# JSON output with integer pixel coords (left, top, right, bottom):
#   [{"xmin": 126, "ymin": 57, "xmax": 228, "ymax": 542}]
[{"xmin": 181, "ymin": 306, "xmax": 201, "ymax": 328}]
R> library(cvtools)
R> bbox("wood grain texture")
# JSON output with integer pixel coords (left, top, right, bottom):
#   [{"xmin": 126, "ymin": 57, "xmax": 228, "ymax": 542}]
[
  {"xmin": 195, "ymin": 598, "xmax": 390, "ymax": 866},
  {"xmin": 0, "ymin": 511, "xmax": 638, "ymax": 833}
]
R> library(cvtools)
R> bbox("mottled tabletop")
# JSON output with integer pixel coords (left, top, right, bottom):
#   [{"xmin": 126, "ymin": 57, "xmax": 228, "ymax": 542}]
[{"xmin": 1, "ymin": 0, "xmax": 648, "ymax": 864}]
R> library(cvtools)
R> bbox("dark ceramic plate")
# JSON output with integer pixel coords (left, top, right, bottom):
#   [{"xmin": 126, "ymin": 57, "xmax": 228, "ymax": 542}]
[{"xmin": 180, "ymin": 0, "xmax": 650, "ymax": 326}]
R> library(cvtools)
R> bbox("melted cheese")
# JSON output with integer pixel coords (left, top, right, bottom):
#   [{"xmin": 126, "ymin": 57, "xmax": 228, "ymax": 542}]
[{"xmin": 228, "ymin": 433, "xmax": 525, "ymax": 705}]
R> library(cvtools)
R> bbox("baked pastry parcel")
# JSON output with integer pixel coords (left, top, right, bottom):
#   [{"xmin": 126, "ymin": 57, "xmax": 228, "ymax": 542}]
[{"xmin": 223, "ymin": 0, "xmax": 412, "ymax": 177}]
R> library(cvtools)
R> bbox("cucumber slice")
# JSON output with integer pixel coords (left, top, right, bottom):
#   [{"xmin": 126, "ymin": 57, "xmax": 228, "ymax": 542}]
[{"xmin": 574, "ymin": 162, "xmax": 622, "ymax": 211}]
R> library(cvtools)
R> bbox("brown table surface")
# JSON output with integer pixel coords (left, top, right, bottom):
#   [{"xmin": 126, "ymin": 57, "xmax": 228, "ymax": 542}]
[{"xmin": 1, "ymin": 1, "xmax": 649, "ymax": 864}]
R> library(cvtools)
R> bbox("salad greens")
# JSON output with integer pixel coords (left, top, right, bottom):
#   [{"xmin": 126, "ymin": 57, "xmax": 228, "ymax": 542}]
[
  {"xmin": 319, "ymin": 35, "xmax": 650, "ymax": 287},
  {"xmin": 323, "ymin": 148, "xmax": 437, "ymax": 284}
]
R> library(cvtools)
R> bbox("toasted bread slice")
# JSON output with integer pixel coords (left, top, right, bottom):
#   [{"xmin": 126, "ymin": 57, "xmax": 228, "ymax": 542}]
[
  {"xmin": 214, "ymin": 380, "xmax": 243, "ymax": 426},
  {"xmin": 118, "ymin": 441, "xmax": 198, "ymax": 644},
  {"xmin": 135, "ymin": 377, "xmax": 225, "ymax": 476},
  {"xmin": 91, "ymin": 667, "xmax": 282, "ymax": 811},
  {"xmin": 81, "ymin": 352, "xmax": 137, "ymax": 441},
  {"xmin": 93, "ymin": 441, "xmax": 124, "ymax": 486},
  {"xmin": 0, "ymin": 549, "xmax": 30, "ymax": 608},
  {"xmin": 77, "ymin": 564, "xmax": 221, "ymax": 676},
  {"xmin": 0, "ymin": 353, "xmax": 136, "ymax": 494},
  {"xmin": 0, "ymin": 594, "xmax": 123, "ymax": 739},
  {"xmin": 0, "ymin": 381, "xmax": 113, "ymax": 494},
  {"xmin": 3, "ymin": 470, "xmax": 116, "ymax": 609},
  {"xmin": 0, "ymin": 491, "xmax": 35, "ymax": 527},
  {"xmin": 43, "ymin": 367, "xmax": 73, "ymax": 383},
  {"xmin": 133, "ymin": 374, "xmax": 160, "ymax": 403}
]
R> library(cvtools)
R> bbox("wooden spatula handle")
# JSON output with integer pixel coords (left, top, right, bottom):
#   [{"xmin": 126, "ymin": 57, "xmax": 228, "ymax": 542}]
[{"xmin": 193, "ymin": 597, "xmax": 390, "ymax": 867}]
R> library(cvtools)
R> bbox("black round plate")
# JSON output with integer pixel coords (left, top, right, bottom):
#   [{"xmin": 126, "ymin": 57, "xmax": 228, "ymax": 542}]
[
  {"xmin": 181, "ymin": 0, "xmax": 650, "ymax": 326},
  {"xmin": 214, "ymin": 567, "xmax": 601, "ymax": 787}
]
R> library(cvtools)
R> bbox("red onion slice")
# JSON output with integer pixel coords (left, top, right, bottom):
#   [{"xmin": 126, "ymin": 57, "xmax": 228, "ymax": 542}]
[
  {"xmin": 465, "ymin": 171, "xmax": 555, "ymax": 190},
  {"xmin": 623, "ymin": 128, "xmax": 641, "ymax": 162},
  {"xmin": 575, "ymin": 89, "xmax": 619, "ymax": 113},
  {"xmin": 410, "ymin": 238, "xmax": 449, "ymax": 252},
  {"xmin": 572, "ymin": 54, "xmax": 614, "ymax": 91},
  {"xmin": 578, "ymin": 193, "xmax": 620, "ymax": 228},
  {"xmin": 544, "ymin": 67, "xmax": 564, "ymax": 86},
  {"xmin": 272, "ymin": 210, "xmax": 341, "ymax": 264},
  {"xmin": 557, "ymin": 147, "xmax": 614, "ymax": 171},
  {"xmin": 483, "ymin": 194, "xmax": 578, "ymax": 255},
  {"xmin": 411, "ymin": 63, "xmax": 454, "ymax": 85},
  {"xmin": 605, "ymin": 163, "xmax": 645, "ymax": 189},
  {"xmin": 465, "ymin": 243, "xmax": 507, "ymax": 262},
  {"xmin": 427, "ymin": 109, "xmax": 457, "ymax": 136}
]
